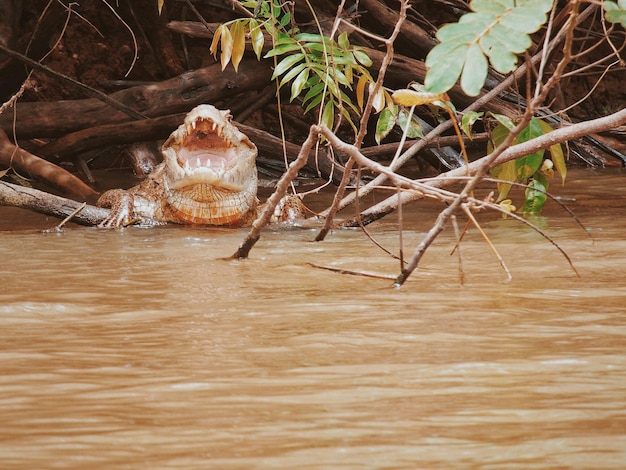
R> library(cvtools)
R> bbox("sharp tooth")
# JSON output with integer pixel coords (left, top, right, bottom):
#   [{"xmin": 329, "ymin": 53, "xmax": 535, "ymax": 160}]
[
  {"xmin": 220, "ymin": 160, "xmax": 225, "ymax": 170},
  {"xmin": 206, "ymin": 158, "xmax": 211, "ymax": 167},
  {"xmin": 196, "ymin": 157, "xmax": 201, "ymax": 167},
  {"xmin": 192, "ymin": 120, "xmax": 196, "ymax": 129},
  {"xmin": 184, "ymin": 159, "xmax": 190, "ymax": 171}
]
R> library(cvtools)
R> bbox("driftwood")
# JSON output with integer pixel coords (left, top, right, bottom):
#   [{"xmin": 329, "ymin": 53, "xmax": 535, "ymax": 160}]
[{"xmin": 0, "ymin": 181, "xmax": 109, "ymax": 225}]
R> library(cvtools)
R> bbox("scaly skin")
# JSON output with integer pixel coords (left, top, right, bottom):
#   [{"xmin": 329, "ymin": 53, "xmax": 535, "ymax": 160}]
[{"xmin": 97, "ymin": 105, "xmax": 259, "ymax": 228}]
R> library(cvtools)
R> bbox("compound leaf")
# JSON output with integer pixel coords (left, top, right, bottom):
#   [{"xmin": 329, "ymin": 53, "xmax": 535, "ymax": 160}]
[
  {"xmin": 604, "ymin": 1, "xmax": 626, "ymax": 27},
  {"xmin": 425, "ymin": 0, "xmax": 553, "ymax": 96}
]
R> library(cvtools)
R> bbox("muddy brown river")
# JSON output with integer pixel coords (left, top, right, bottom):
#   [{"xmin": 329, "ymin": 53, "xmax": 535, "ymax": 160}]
[{"xmin": 1, "ymin": 168, "xmax": 625, "ymax": 468}]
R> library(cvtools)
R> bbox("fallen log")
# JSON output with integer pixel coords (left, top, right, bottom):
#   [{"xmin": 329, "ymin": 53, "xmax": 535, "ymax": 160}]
[
  {"xmin": 0, "ymin": 129, "xmax": 97, "ymax": 198},
  {"xmin": 36, "ymin": 113, "xmax": 186, "ymax": 158},
  {"xmin": 0, "ymin": 58, "xmax": 272, "ymax": 139},
  {"xmin": 0, "ymin": 181, "xmax": 109, "ymax": 226}
]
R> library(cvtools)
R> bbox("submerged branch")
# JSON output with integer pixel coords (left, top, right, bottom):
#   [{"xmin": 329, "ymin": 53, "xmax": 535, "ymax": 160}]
[{"xmin": 0, "ymin": 181, "xmax": 109, "ymax": 225}]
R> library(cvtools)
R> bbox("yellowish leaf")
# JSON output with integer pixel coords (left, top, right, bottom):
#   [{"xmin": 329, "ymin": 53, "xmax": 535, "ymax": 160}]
[
  {"xmin": 249, "ymin": 20, "xmax": 264, "ymax": 59},
  {"xmin": 220, "ymin": 26, "xmax": 233, "ymax": 70},
  {"xmin": 369, "ymin": 83, "xmax": 385, "ymax": 113},
  {"xmin": 356, "ymin": 74, "xmax": 369, "ymax": 110},
  {"xmin": 494, "ymin": 160, "xmax": 517, "ymax": 201},
  {"xmin": 230, "ymin": 21, "xmax": 246, "ymax": 72},
  {"xmin": 210, "ymin": 24, "xmax": 223, "ymax": 56},
  {"xmin": 499, "ymin": 199, "xmax": 516, "ymax": 218},
  {"xmin": 392, "ymin": 89, "xmax": 445, "ymax": 107}
]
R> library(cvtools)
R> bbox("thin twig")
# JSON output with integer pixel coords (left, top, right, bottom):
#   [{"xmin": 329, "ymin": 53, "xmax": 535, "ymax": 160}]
[
  {"xmin": 461, "ymin": 204, "xmax": 512, "ymax": 281},
  {"xmin": 46, "ymin": 202, "xmax": 86, "ymax": 232}
]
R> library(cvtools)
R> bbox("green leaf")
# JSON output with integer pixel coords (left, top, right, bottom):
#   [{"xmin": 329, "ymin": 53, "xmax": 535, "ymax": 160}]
[
  {"xmin": 470, "ymin": 0, "xmax": 512, "ymax": 16},
  {"xmin": 521, "ymin": 177, "xmax": 548, "ymax": 214},
  {"xmin": 353, "ymin": 49, "xmax": 373, "ymax": 67},
  {"xmin": 271, "ymin": 53, "xmax": 305, "ymax": 79},
  {"xmin": 536, "ymin": 119, "xmax": 567, "ymax": 184},
  {"xmin": 278, "ymin": 10, "xmax": 291, "ymax": 28},
  {"xmin": 335, "ymin": 68, "xmax": 352, "ymax": 87},
  {"xmin": 264, "ymin": 42, "xmax": 302, "ymax": 58},
  {"xmin": 290, "ymin": 68, "xmax": 310, "ymax": 101},
  {"xmin": 304, "ymin": 95, "xmax": 324, "ymax": 114},
  {"xmin": 604, "ymin": 1, "xmax": 626, "ymax": 27},
  {"xmin": 376, "ymin": 107, "xmax": 397, "ymax": 144},
  {"xmin": 338, "ymin": 32, "xmax": 350, "ymax": 50},
  {"xmin": 397, "ymin": 109, "xmax": 425, "ymax": 139},
  {"xmin": 322, "ymin": 100, "xmax": 335, "ymax": 129},
  {"xmin": 278, "ymin": 63, "xmax": 307, "ymax": 88},
  {"xmin": 424, "ymin": 43, "xmax": 468, "ymax": 94},
  {"xmin": 294, "ymin": 32, "xmax": 328, "ymax": 43},
  {"xmin": 491, "ymin": 113, "xmax": 515, "ymax": 131},
  {"xmin": 461, "ymin": 111, "xmax": 484, "ymax": 138},
  {"xmin": 515, "ymin": 118, "xmax": 545, "ymax": 181},
  {"xmin": 461, "ymin": 43, "xmax": 488, "ymax": 96},
  {"xmin": 302, "ymin": 81, "xmax": 325, "ymax": 106}
]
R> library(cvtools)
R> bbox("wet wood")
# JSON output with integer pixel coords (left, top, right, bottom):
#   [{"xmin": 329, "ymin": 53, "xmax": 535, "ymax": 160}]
[
  {"xmin": 35, "ymin": 114, "xmax": 186, "ymax": 159},
  {"xmin": 0, "ymin": 59, "xmax": 273, "ymax": 139},
  {"xmin": 359, "ymin": 0, "xmax": 437, "ymax": 54},
  {"xmin": 0, "ymin": 129, "xmax": 97, "ymax": 198},
  {"xmin": 238, "ymin": 123, "xmax": 345, "ymax": 184},
  {"xmin": 0, "ymin": 181, "xmax": 108, "ymax": 225}
]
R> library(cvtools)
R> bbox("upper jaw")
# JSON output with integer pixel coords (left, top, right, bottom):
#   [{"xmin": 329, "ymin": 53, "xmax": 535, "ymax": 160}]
[{"xmin": 161, "ymin": 105, "xmax": 257, "ymax": 189}]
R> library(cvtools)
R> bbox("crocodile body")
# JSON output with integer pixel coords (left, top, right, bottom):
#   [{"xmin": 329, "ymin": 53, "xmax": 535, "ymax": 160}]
[{"xmin": 97, "ymin": 105, "xmax": 259, "ymax": 228}]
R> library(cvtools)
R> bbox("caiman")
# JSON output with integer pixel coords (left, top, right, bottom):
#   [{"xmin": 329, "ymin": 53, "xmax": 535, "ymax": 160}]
[{"xmin": 97, "ymin": 104, "xmax": 302, "ymax": 228}]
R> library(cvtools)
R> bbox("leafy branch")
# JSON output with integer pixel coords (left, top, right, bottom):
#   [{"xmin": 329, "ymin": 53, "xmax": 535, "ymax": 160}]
[{"xmin": 209, "ymin": 0, "xmax": 374, "ymax": 133}]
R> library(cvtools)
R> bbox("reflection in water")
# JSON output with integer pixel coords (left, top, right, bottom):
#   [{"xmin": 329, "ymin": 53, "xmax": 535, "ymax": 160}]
[{"xmin": 1, "ymin": 169, "xmax": 625, "ymax": 468}]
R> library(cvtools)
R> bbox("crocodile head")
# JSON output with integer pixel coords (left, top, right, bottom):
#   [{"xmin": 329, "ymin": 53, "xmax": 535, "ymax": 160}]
[{"xmin": 161, "ymin": 104, "xmax": 258, "ymax": 225}]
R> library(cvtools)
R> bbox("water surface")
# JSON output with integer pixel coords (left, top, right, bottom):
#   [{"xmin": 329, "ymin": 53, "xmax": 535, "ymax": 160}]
[{"xmin": 1, "ymin": 168, "xmax": 625, "ymax": 468}]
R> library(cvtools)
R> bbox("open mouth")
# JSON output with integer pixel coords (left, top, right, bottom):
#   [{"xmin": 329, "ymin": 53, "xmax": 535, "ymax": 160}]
[{"xmin": 172, "ymin": 116, "xmax": 238, "ymax": 173}]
